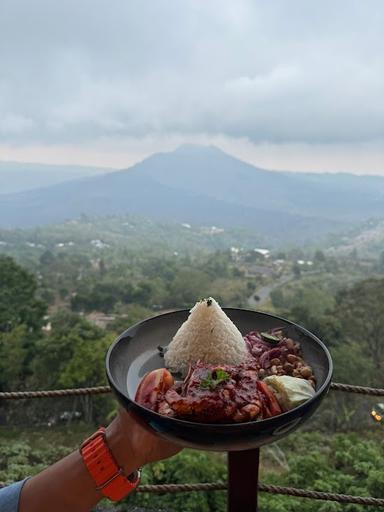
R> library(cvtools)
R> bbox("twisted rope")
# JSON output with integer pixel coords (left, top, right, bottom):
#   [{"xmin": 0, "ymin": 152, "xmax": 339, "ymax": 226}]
[
  {"xmin": 330, "ymin": 382, "xmax": 384, "ymax": 396},
  {"xmin": 138, "ymin": 482, "xmax": 226, "ymax": 493},
  {"xmin": 138, "ymin": 482, "xmax": 384, "ymax": 506},
  {"xmin": 0, "ymin": 386, "xmax": 111, "ymax": 399},
  {"xmin": 1, "ymin": 382, "xmax": 384, "ymax": 399},
  {"xmin": 257, "ymin": 484, "xmax": 384, "ymax": 506},
  {"xmin": 1, "ymin": 480, "xmax": 383, "ymax": 506}
]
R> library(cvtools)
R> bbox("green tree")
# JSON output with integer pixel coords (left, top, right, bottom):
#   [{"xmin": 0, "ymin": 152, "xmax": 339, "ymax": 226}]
[
  {"xmin": 292, "ymin": 263, "xmax": 301, "ymax": 279},
  {"xmin": 0, "ymin": 257, "xmax": 47, "ymax": 396},
  {"xmin": 33, "ymin": 313, "xmax": 107, "ymax": 383},
  {"xmin": 166, "ymin": 269, "xmax": 211, "ymax": 308},
  {"xmin": 0, "ymin": 256, "xmax": 46, "ymax": 333},
  {"xmin": 270, "ymin": 288, "xmax": 285, "ymax": 309},
  {"xmin": 378, "ymin": 251, "xmax": 384, "ymax": 273},
  {"xmin": 288, "ymin": 305, "xmax": 341, "ymax": 346},
  {"xmin": 32, "ymin": 311, "xmax": 113, "ymax": 422},
  {"xmin": 0, "ymin": 325, "xmax": 29, "ymax": 390},
  {"xmin": 39, "ymin": 250, "xmax": 55, "ymax": 267},
  {"xmin": 314, "ymin": 250, "xmax": 326, "ymax": 264},
  {"xmin": 204, "ymin": 251, "xmax": 231, "ymax": 277},
  {"xmin": 107, "ymin": 304, "xmax": 153, "ymax": 334},
  {"xmin": 334, "ymin": 278, "xmax": 384, "ymax": 385}
]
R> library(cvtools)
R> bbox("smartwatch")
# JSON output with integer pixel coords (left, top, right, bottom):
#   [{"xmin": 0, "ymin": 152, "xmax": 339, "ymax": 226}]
[{"xmin": 80, "ymin": 427, "xmax": 140, "ymax": 501}]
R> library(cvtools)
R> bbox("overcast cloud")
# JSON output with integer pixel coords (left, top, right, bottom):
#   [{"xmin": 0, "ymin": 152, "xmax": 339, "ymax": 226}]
[{"xmin": 1, "ymin": 0, "xmax": 384, "ymax": 173}]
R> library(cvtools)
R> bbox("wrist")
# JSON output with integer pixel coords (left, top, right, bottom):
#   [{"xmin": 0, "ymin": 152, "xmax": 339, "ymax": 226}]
[
  {"xmin": 105, "ymin": 415, "xmax": 143, "ymax": 475},
  {"xmin": 80, "ymin": 425, "xmax": 141, "ymax": 502}
]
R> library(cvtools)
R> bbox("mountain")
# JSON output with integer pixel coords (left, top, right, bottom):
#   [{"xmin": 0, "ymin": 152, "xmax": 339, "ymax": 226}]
[
  {"xmin": 0, "ymin": 161, "xmax": 114, "ymax": 194},
  {"xmin": 327, "ymin": 219, "xmax": 384, "ymax": 258},
  {"xmin": 0, "ymin": 145, "xmax": 383, "ymax": 245},
  {"xmin": 137, "ymin": 145, "xmax": 384, "ymax": 222}
]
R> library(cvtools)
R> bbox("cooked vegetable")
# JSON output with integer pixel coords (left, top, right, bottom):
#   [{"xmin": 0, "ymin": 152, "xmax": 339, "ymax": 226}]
[
  {"xmin": 260, "ymin": 332, "xmax": 280, "ymax": 344},
  {"xmin": 263, "ymin": 375, "xmax": 315, "ymax": 412},
  {"xmin": 200, "ymin": 368, "xmax": 230, "ymax": 390},
  {"xmin": 135, "ymin": 368, "xmax": 174, "ymax": 411},
  {"xmin": 257, "ymin": 380, "xmax": 282, "ymax": 417}
]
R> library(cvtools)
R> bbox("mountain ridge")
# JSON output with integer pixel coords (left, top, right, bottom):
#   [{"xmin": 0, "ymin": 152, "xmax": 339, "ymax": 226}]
[{"xmin": 0, "ymin": 145, "xmax": 383, "ymax": 244}]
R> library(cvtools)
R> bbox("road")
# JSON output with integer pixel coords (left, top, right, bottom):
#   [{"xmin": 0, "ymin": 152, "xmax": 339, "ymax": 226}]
[{"xmin": 247, "ymin": 273, "xmax": 292, "ymax": 309}]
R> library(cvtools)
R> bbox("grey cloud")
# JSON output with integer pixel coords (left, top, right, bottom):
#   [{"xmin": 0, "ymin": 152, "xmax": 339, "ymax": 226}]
[{"xmin": 1, "ymin": 0, "xmax": 384, "ymax": 145}]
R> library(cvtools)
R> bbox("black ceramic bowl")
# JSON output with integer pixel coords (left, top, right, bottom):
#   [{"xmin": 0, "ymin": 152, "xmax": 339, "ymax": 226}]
[{"xmin": 106, "ymin": 308, "xmax": 332, "ymax": 451}]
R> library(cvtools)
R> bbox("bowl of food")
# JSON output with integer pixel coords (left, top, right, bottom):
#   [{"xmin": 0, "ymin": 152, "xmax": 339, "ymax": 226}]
[{"xmin": 106, "ymin": 298, "xmax": 332, "ymax": 451}]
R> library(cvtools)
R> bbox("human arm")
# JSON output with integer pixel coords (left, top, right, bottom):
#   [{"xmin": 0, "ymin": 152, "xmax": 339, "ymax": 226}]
[
  {"xmin": 18, "ymin": 409, "xmax": 181, "ymax": 512},
  {"xmin": 0, "ymin": 480, "xmax": 29, "ymax": 512}
]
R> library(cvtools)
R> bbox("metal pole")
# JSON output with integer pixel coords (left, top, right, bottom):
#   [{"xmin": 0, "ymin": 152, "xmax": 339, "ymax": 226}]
[{"xmin": 227, "ymin": 448, "xmax": 260, "ymax": 512}]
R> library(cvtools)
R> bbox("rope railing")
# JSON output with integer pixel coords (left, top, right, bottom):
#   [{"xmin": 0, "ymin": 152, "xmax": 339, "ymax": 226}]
[
  {"xmin": 0, "ymin": 386, "xmax": 111, "ymax": 399},
  {"xmin": 0, "ymin": 480, "xmax": 383, "ymax": 506},
  {"xmin": 1, "ymin": 381, "xmax": 384, "ymax": 400},
  {"xmin": 1, "ymin": 381, "xmax": 384, "ymax": 507},
  {"xmin": 137, "ymin": 482, "xmax": 384, "ymax": 507}
]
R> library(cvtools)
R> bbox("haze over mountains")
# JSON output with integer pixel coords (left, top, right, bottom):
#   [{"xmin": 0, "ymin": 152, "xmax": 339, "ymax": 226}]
[
  {"xmin": 0, "ymin": 161, "xmax": 114, "ymax": 195},
  {"xmin": 0, "ymin": 145, "xmax": 383, "ymax": 245}
]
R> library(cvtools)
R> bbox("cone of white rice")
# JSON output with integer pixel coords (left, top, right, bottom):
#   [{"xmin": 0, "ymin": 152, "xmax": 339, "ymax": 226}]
[{"xmin": 164, "ymin": 297, "xmax": 248, "ymax": 374}]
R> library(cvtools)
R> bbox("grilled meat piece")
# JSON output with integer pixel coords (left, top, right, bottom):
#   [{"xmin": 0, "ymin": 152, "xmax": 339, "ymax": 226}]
[{"xmin": 161, "ymin": 362, "xmax": 273, "ymax": 423}]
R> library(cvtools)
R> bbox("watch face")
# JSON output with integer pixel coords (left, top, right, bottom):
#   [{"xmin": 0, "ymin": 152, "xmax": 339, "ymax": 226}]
[{"xmin": 127, "ymin": 469, "xmax": 141, "ymax": 483}]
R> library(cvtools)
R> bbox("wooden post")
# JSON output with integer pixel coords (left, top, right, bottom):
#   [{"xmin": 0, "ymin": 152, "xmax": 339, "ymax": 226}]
[{"xmin": 227, "ymin": 448, "xmax": 260, "ymax": 512}]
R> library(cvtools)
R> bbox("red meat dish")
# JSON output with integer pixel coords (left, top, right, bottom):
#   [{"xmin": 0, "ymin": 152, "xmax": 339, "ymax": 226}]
[
  {"xmin": 137, "ymin": 362, "xmax": 282, "ymax": 423},
  {"xmin": 135, "ymin": 329, "xmax": 315, "ymax": 423}
]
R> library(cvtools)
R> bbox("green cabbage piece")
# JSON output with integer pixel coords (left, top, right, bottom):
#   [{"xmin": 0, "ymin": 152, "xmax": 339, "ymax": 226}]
[{"xmin": 264, "ymin": 375, "xmax": 315, "ymax": 411}]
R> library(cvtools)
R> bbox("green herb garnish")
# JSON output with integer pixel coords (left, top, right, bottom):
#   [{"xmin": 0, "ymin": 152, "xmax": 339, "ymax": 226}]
[
  {"xmin": 260, "ymin": 332, "xmax": 280, "ymax": 344},
  {"xmin": 200, "ymin": 369, "xmax": 230, "ymax": 390}
]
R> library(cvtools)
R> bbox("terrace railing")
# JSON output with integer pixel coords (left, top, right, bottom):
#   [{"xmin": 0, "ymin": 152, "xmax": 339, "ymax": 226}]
[{"xmin": 1, "ymin": 382, "xmax": 384, "ymax": 510}]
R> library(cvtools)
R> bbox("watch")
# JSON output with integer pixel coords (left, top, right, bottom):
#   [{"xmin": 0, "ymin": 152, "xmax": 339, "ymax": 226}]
[{"xmin": 80, "ymin": 427, "xmax": 141, "ymax": 501}]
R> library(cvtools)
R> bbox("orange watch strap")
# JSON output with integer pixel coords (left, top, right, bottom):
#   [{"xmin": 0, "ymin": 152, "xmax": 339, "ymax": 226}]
[{"xmin": 80, "ymin": 427, "xmax": 140, "ymax": 501}]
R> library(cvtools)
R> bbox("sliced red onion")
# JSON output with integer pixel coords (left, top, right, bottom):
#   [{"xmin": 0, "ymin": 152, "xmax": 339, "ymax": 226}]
[
  {"xmin": 244, "ymin": 332, "xmax": 270, "ymax": 349},
  {"xmin": 259, "ymin": 348, "xmax": 282, "ymax": 369},
  {"xmin": 244, "ymin": 337, "xmax": 253, "ymax": 351},
  {"xmin": 245, "ymin": 330, "xmax": 262, "ymax": 338}
]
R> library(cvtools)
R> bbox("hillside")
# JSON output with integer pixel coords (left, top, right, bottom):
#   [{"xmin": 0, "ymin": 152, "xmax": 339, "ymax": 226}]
[
  {"xmin": 327, "ymin": 218, "xmax": 384, "ymax": 258},
  {"xmin": 0, "ymin": 145, "xmax": 383, "ymax": 244},
  {"xmin": 0, "ymin": 215, "xmax": 266, "ymax": 263}
]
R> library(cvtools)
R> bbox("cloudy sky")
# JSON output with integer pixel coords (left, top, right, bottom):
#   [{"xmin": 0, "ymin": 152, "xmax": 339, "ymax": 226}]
[{"xmin": 1, "ymin": 0, "xmax": 384, "ymax": 173}]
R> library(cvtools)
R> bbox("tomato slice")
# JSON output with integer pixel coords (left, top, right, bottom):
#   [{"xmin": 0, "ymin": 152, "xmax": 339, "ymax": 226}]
[
  {"xmin": 135, "ymin": 369, "xmax": 174, "ymax": 411},
  {"xmin": 257, "ymin": 381, "xmax": 282, "ymax": 417}
]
